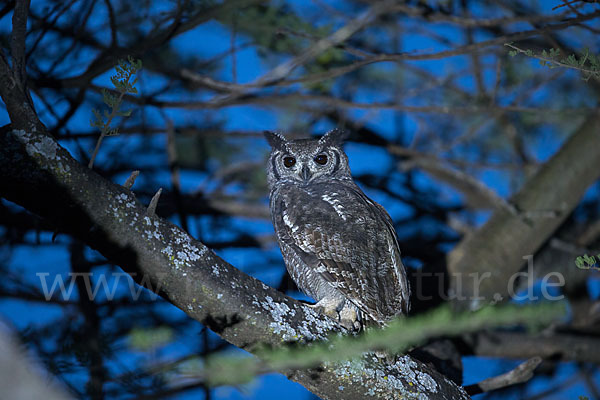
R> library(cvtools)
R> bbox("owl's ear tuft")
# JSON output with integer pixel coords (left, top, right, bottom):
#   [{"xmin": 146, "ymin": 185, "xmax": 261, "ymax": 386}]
[
  {"xmin": 319, "ymin": 128, "xmax": 349, "ymax": 147},
  {"xmin": 264, "ymin": 131, "xmax": 288, "ymax": 150}
]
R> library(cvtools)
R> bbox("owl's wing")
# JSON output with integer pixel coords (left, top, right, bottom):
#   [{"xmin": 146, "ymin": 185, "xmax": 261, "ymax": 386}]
[
  {"xmin": 272, "ymin": 184, "xmax": 409, "ymax": 324},
  {"xmin": 372, "ymin": 200, "xmax": 411, "ymax": 315}
]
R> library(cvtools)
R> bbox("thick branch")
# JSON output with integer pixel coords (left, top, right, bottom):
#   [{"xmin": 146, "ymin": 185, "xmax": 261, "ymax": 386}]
[
  {"xmin": 0, "ymin": 128, "xmax": 469, "ymax": 399},
  {"xmin": 447, "ymin": 114, "xmax": 600, "ymax": 308},
  {"xmin": 0, "ymin": 26, "xmax": 42, "ymax": 133},
  {"xmin": 10, "ymin": 0, "xmax": 30, "ymax": 84}
]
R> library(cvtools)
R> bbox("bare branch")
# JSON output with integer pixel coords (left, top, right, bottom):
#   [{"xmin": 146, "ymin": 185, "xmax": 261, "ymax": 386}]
[
  {"xmin": 577, "ymin": 219, "xmax": 600, "ymax": 247},
  {"xmin": 448, "ymin": 114, "xmax": 600, "ymax": 308},
  {"xmin": 398, "ymin": 155, "xmax": 519, "ymax": 213},
  {"xmin": 392, "ymin": 4, "xmax": 573, "ymax": 27},
  {"xmin": 552, "ymin": 0, "xmax": 597, "ymax": 11},
  {"xmin": 254, "ymin": 0, "xmax": 396, "ymax": 87},
  {"xmin": 147, "ymin": 188, "xmax": 163, "ymax": 216},
  {"xmin": 123, "ymin": 170, "xmax": 140, "ymax": 189},
  {"xmin": 164, "ymin": 115, "xmax": 189, "ymax": 231},
  {"xmin": 91, "ymin": 83, "xmax": 599, "ymax": 114},
  {"xmin": 187, "ymin": 305, "xmax": 560, "ymax": 388},
  {"xmin": 103, "ymin": 0, "xmax": 117, "ymax": 47},
  {"xmin": 464, "ymin": 357, "xmax": 542, "ymax": 395},
  {"xmin": 178, "ymin": 9, "xmax": 600, "ymax": 96},
  {"xmin": 463, "ymin": 330, "xmax": 600, "ymax": 364},
  {"xmin": 0, "ymin": 125, "xmax": 470, "ymax": 400},
  {"xmin": 10, "ymin": 0, "xmax": 31, "ymax": 84}
]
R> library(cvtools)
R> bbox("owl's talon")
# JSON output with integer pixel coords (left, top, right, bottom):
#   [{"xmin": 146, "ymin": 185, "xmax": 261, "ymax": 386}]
[
  {"xmin": 307, "ymin": 303, "xmax": 325, "ymax": 314},
  {"xmin": 339, "ymin": 306, "xmax": 361, "ymax": 331},
  {"xmin": 308, "ymin": 300, "xmax": 361, "ymax": 331},
  {"xmin": 338, "ymin": 318, "xmax": 360, "ymax": 331},
  {"xmin": 374, "ymin": 350, "xmax": 396, "ymax": 363},
  {"xmin": 308, "ymin": 301, "xmax": 339, "ymax": 320}
]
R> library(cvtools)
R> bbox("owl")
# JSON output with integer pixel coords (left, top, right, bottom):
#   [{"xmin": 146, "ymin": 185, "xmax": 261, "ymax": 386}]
[{"xmin": 265, "ymin": 129, "xmax": 410, "ymax": 330}]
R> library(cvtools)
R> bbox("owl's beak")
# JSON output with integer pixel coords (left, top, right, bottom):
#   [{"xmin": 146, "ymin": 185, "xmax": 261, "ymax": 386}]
[{"xmin": 301, "ymin": 165, "xmax": 312, "ymax": 182}]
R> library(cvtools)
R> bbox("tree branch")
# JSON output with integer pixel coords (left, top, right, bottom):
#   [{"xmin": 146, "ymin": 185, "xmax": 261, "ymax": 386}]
[
  {"xmin": 447, "ymin": 113, "xmax": 600, "ymax": 308},
  {"xmin": 0, "ymin": 3, "xmax": 42, "ymax": 133},
  {"xmin": 464, "ymin": 357, "xmax": 541, "ymax": 395},
  {"xmin": 34, "ymin": 0, "xmax": 264, "ymax": 90},
  {"xmin": 10, "ymin": 0, "xmax": 30, "ymax": 84},
  {"xmin": 253, "ymin": 0, "xmax": 396, "ymax": 86},
  {"xmin": 178, "ymin": 9, "xmax": 600, "ymax": 96},
  {"xmin": 0, "ymin": 127, "xmax": 469, "ymax": 399},
  {"xmin": 461, "ymin": 330, "xmax": 600, "ymax": 364}
]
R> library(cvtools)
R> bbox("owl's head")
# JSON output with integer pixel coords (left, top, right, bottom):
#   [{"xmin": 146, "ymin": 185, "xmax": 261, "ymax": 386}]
[{"xmin": 264, "ymin": 129, "xmax": 352, "ymax": 188}]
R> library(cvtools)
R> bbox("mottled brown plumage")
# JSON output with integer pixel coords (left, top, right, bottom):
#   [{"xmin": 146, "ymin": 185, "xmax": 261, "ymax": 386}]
[{"xmin": 265, "ymin": 129, "xmax": 409, "ymax": 328}]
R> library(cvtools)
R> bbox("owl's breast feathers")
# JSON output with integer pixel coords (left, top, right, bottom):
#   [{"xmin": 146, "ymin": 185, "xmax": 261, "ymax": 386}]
[{"xmin": 270, "ymin": 182, "xmax": 410, "ymax": 325}]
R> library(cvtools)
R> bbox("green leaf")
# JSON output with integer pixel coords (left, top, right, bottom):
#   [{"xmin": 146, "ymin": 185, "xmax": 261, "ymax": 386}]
[
  {"xmin": 581, "ymin": 254, "xmax": 597, "ymax": 268},
  {"xmin": 575, "ymin": 256, "xmax": 587, "ymax": 269},
  {"xmin": 565, "ymin": 54, "xmax": 578, "ymax": 66}
]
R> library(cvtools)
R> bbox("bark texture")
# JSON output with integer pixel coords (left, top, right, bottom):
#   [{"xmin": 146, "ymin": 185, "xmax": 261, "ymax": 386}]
[
  {"xmin": 0, "ymin": 121, "xmax": 469, "ymax": 399},
  {"xmin": 447, "ymin": 114, "xmax": 600, "ymax": 308}
]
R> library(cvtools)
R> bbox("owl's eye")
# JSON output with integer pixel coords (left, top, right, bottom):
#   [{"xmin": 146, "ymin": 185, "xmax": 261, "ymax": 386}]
[
  {"xmin": 314, "ymin": 154, "xmax": 328, "ymax": 165},
  {"xmin": 283, "ymin": 156, "xmax": 296, "ymax": 168}
]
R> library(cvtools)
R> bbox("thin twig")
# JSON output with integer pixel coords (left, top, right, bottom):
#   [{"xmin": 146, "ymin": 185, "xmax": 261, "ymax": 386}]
[
  {"xmin": 99, "ymin": 83, "xmax": 599, "ymax": 114},
  {"xmin": 397, "ymin": 154, "xmax": 520, "ymax": 215},
  {"xmin": 103, "ymin": 0, "xmax": 117, "ymax": 47},
  {"xmin": 464, "ymin": 357, "xmax": 542, "ymax": 395},
  {"xmin": 552, "ymin": 0, "xmax": 595, "ymax": 11},
  {"xmin": 193, "ymin": 0, "xmax": 396, "ymax": 107},
  {"xmin": 123, "ymin": 170, "xmax": 140, "ymax": 189},
  {"xmin": 88, "ymin": 58, "xmax": 140, "ymax": 169},
  {"xmin": 230, "ymin": 11, "xmax": 237, "ymax": 84},
  {"xmin": 577, "ymin": 219, "xmax": 600, "ymax": 247},
  {"xmin": 393, "ymin": 3, "xmax": 572, "ymax": 27},
  {"xmin": 182, "ymin": 9, "xmax": 600, "ymax": 97},
  {"xmin": 505, "ymin": 43, "xmax": 600, "ymax": 80},
  {"xmin": 164, "ymin": 116, "xmax": 189, "ymax": 232},
  {"xmin": 87, "ymin": 88, "xmax": 128, "ymax": 169},
  {"xmin": 147, "ymin": 188, "xmax": 162, "ymax": 216},
  {"xmin": 254, "ymin": 0, "xmax": 396, "ymax": 87}
]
